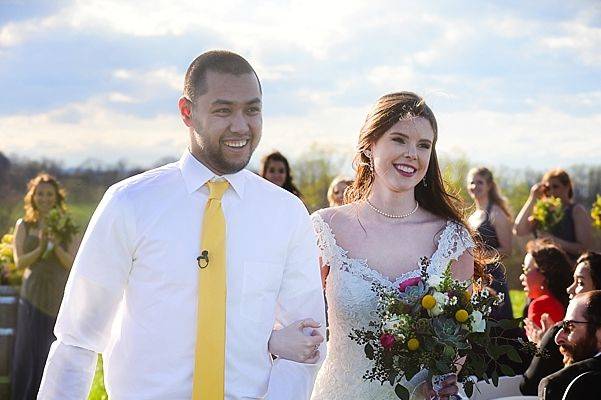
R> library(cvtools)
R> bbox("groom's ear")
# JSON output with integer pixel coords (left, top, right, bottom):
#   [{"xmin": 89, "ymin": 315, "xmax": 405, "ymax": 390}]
[{"xmin": 178, "ymin": 97, "xmax": 193, "ymax": 127}]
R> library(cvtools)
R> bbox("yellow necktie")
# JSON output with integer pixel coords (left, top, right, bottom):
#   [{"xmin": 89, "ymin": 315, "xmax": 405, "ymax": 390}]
[{"xmin": 193, "ymin": 180, "xmax": 229, "ymax": 399}]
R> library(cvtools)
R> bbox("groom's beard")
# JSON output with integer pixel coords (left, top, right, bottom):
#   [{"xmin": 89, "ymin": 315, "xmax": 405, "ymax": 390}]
[{"xmin": 560, "ymin": 334, "xmax": 598, "ymax": 365}]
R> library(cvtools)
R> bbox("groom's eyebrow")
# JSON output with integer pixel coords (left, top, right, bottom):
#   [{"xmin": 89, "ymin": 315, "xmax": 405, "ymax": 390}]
[{"xmin": 211, "ymin": 98, "xmax": 262, "ymax": 106}]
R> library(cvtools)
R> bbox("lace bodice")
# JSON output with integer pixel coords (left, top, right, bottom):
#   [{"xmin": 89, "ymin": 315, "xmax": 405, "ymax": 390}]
[{"xmin": 310, "ymin": 212, "xmax": 475, "ymax": 400}]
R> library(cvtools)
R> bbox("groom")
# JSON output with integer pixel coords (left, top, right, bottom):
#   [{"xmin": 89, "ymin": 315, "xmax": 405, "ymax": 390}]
[{"xmin": 37, "ymin": 50, "xmax": 326, "ymax": 399}]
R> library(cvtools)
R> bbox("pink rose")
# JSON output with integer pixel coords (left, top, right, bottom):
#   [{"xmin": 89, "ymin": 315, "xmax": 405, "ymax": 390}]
[
  {"xmin": 398, "ymin": 277, "xmax": 421, "ymax": 292},
  {"xmin": 380, "ymin": 333, "xmax": 395, "ymax": 350}
]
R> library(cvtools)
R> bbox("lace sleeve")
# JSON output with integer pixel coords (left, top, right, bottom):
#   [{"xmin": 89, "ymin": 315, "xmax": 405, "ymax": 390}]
[
  {"xmin": 428, "ymin": 221, "xmax": 475, "ymax": 277},
  {"xmin": 310, "ymin": 212, "xmax": 344, "ymax": 272}
]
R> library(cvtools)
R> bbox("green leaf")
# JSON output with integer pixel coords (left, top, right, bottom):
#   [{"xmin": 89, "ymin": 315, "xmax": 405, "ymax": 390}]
[
  {"xmin": 507, "ymin": 348, "xmax": 522, "ymax": 364},
  {"xmin": 364, "ymin": 343, "xmax": 374, "ymax": 359},
  {"xmin": 464, "ymin": 380, "xmax": 474, "ymax": 397},
  {"xmin": 491, "ymin": 370, "xmax": 499, "ymax": 386},
  {"xmin": 498, "ymin": 318, "xmax": 521, "ymax": 330},
  {"xmin": 395, "ymin": 384, "xmax": 410, "ymax": 400},
  {"xmin": 500, "ymin": 364, "xmax": 516, "ymax": 376}
]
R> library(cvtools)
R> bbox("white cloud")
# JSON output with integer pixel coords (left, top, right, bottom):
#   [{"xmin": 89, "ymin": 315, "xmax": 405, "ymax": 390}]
[
  {"xmin": 438, "ymin": 107, "xmax": 601, "ymax": 167},
  {"xmin": 0, "ymin": 99, "xmax": 185, "ymax": 166},
  {"xmin": 540, "ymin": 21, "xmax": 601, "ymax": 66},
  {"xmin": 113, "ymin": 67, "xmax": 182, "ymax": 91}
]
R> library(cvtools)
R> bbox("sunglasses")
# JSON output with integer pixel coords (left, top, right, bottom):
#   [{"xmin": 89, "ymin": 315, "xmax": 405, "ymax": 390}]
[{"xmin": 560, "ymin": 320, "xmax": 591, "ymax": 334}]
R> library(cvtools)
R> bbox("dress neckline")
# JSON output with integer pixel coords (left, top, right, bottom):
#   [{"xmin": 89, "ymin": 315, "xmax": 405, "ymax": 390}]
[{"xmin": 313, "ymin": 213, "xmax": 454, "ymax": 288}]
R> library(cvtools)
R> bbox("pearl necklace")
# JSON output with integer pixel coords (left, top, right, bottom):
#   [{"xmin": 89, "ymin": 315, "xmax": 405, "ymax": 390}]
[{"xmin": 365, "ymin": 198, "xmax": 419, "ymax": 219}]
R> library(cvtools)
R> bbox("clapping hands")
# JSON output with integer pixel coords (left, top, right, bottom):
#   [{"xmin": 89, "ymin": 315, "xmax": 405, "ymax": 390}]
[
  {"xmin": 524, "ymin": 313, "xmax": 554, "ymax": 345},
  {"xmin": 268, "ymin": 318, "xmax": 324, "ymax": 364}
]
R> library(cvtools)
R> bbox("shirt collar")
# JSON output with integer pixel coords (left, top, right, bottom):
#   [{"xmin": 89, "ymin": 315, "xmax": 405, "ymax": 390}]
[{"xmin": 178, "ymin": 149, "xmax": 246, "ymax": 199}]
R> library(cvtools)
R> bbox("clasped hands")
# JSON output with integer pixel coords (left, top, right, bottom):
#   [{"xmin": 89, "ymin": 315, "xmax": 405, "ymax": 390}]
[{"xmin": 268, "ymin": 318, "xmax": 324, "ymax": 364}]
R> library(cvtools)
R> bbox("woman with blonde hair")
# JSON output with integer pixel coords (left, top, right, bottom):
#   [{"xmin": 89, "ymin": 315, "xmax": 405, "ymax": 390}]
[
  {"xmin": 10, "ymin": 173, "xmax": 75, "ymax": 400},
  {"xmin": 466, "ymin": 167, "xmax": 513, "ymax": 320},
  {"xmin": 514, "ymin": 168, "xmax": 593, "ymax": 260},
  {"xmin": 327, "ymin": 176, "xmax": 353, "ymax": 207},
  {"xmin": 311, "ymin": 92, "xmax": 486, "ymax": 399}
]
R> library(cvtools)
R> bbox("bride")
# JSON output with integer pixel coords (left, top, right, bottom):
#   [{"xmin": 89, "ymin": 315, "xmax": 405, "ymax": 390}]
[{"xmin": 310, "ymin": 92, "xmax": 483, "ymax": 400}]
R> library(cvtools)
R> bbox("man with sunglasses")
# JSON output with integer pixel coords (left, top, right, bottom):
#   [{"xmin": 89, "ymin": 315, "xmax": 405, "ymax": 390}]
[{"xmin": 539, "ymin": 290, "xmax": 601, "ymax": 399}]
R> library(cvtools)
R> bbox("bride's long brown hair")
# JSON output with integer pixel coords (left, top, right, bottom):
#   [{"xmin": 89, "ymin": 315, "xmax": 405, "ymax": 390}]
[{"xmin": 345, "ymin": 92, "xmax": 487, "ymax": 282}]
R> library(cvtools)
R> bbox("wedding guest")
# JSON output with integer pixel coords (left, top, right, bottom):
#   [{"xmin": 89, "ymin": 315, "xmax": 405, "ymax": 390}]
[
  {"xmin": 538, "ymin": 290, "xmax": 601, "ymax": 399},
  {"xmin": 521, "ymin": 240, "xmax": 572, "ymax": 329},
  {"xmin": 260, "ymin": 151, "xmax": 302, "ymax": 197},
  {"xmin": 514, "ymin": 168, "xmax": 594, "ymax": 260},
  {"xmin": 10, "ymin": 173, "xmax": 75, "ymax": 400},
  {"xmin": 327, "ymin": 176, "xmax": 353, "ymax": 207},
  {"xmin": 521, "ymin": 251, "xmax": 601, "ymax": 395},
  {"xmin": 467, "ymin": 167, "xmax": 513, "ymax": 320}
]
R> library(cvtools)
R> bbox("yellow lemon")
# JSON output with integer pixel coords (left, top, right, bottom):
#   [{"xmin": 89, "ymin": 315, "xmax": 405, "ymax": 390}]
[
  {"xmin": 455, "ymin": 309, "xmax": 469, "ymax": 323},
  {"xmin": 407, "ymin": 338, "xmax": 420, "ymax": 351},
  {"xmin": 2, "ymin": 234, "xmax": 13, "ymax": 244},
  {"xmin": 421, "ymin": 295, "xmax": 436, "ymax": 310}
]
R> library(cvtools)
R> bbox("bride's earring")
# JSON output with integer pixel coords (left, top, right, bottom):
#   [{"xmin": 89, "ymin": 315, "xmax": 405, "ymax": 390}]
[{"xmin": 422, "ymin": 177, "xmax": 428, "ymax": 187}]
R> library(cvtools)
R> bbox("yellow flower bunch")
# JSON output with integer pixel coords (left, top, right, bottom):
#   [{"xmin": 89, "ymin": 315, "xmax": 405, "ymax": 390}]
[
  {"xmin": 592, "ymin": 195, "xmax": 601, "ymax": 230},
  {"xmin": 0, "ymin": 230, "xmax": 23, "ymax": 286},
  {"xmin": 532, "ymin": 196, "xmax": 564, "ymax": 232}
]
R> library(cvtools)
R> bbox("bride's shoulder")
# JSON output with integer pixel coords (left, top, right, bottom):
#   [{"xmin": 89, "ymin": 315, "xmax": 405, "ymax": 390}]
[{"xmin": 311, "ymin": 203, "xmax": 359, "ymax": 230}]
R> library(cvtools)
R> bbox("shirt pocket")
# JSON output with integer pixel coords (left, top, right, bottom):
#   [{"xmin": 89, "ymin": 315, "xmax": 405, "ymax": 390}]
[{"xmin": 240, "ymin": 261, "xmax": 283, "ymax": 323}]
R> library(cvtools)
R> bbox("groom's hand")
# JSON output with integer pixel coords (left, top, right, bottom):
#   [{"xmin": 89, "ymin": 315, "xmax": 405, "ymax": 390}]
[{"xmin": 268, "ymin": 319, "xmax": 324, "ymax": 364}]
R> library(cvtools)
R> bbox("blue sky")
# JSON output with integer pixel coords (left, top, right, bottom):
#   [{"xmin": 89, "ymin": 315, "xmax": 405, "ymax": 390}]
[{"xmin": 0, "ymin": 0, "xmax": 599, "ymax": 169}]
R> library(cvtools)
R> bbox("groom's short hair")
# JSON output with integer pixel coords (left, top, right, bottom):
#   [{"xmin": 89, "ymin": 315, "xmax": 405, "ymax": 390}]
[{"xmin": 183, "ymin": 50, "xmax": 261, "ymax": 102}]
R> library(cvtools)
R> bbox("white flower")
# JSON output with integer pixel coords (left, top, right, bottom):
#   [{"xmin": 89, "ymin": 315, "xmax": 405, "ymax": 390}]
[
  {"xmin": 471, "ymin": 310, "xmax": 486, "ymax": 333},
  {"xmin": 383, "ymin": 315, "xmax": 401, "ymax": 332},
  {"xmin": 398, "ymin": 334, "xmax": 406, "ymax": 343},
  {"xmin": 449, "ymin": 296, "xmax": 458, "ymax": 306},
  {"xmin": 427, "ymin": 274, "xmax": 443, "ymax": 289},
  {"xmin": 497, "ymin": 292, "xmax": 505, "ymax": 303},
  {"xmin": 482, "ymin": 288, "xmax": 490, "ymax": 298},
  {"xmin": 428, "ymin": 292, "xmax": 448, "ymax": 317}
]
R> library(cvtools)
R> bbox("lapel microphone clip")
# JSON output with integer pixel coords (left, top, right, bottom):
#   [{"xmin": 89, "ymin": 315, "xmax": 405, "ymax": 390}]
[{"xmin": 197, "ymin": 250, "xmax": 209, "ymax": 269}]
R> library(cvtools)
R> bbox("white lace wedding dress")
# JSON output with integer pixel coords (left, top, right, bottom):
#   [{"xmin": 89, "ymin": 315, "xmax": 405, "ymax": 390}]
[{"xmin": 310, "ymin": 213, "xmax": 475, "ymax": 400}]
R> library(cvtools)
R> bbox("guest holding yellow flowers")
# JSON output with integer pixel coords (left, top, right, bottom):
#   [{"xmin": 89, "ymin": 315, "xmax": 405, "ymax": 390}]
[
  {"xmin": 10, "ymin": 173, "xmax": 76, "ymax": 400},
  {"xmin": 514, "ymin": 168, "xmax": 594, "ymax": 260}
]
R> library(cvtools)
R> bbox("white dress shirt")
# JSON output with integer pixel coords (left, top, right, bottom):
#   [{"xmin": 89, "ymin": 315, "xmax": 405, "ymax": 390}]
[{"xmin": 37, "ymin": 150, "xmax": 326, "ymax": 400}]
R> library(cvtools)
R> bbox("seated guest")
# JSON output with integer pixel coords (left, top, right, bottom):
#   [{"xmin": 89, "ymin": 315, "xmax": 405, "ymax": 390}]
[
  {"xmin": 520, "ymin": 240, "xmax": 572, "ymax": 328},
  {"xmin": 520, "ymin": 251, "xmax": 601, "ymax": 395},
  {"xmin": 538, "ymin": 290, "xmax": 601, "ymax": 399}
]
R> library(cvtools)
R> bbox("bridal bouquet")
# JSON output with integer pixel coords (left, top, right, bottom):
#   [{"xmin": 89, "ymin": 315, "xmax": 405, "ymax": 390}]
[
  {"xmin": 531, "ymin": 197, "xmax": 564, "ymax": 232},
  {"xmin": 349, "ymin": 258, "xmax": 524, "ymax": 399},
  {"xmin": 592, "ymin": 195, "xmax": 601, "ymax": 230}
]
